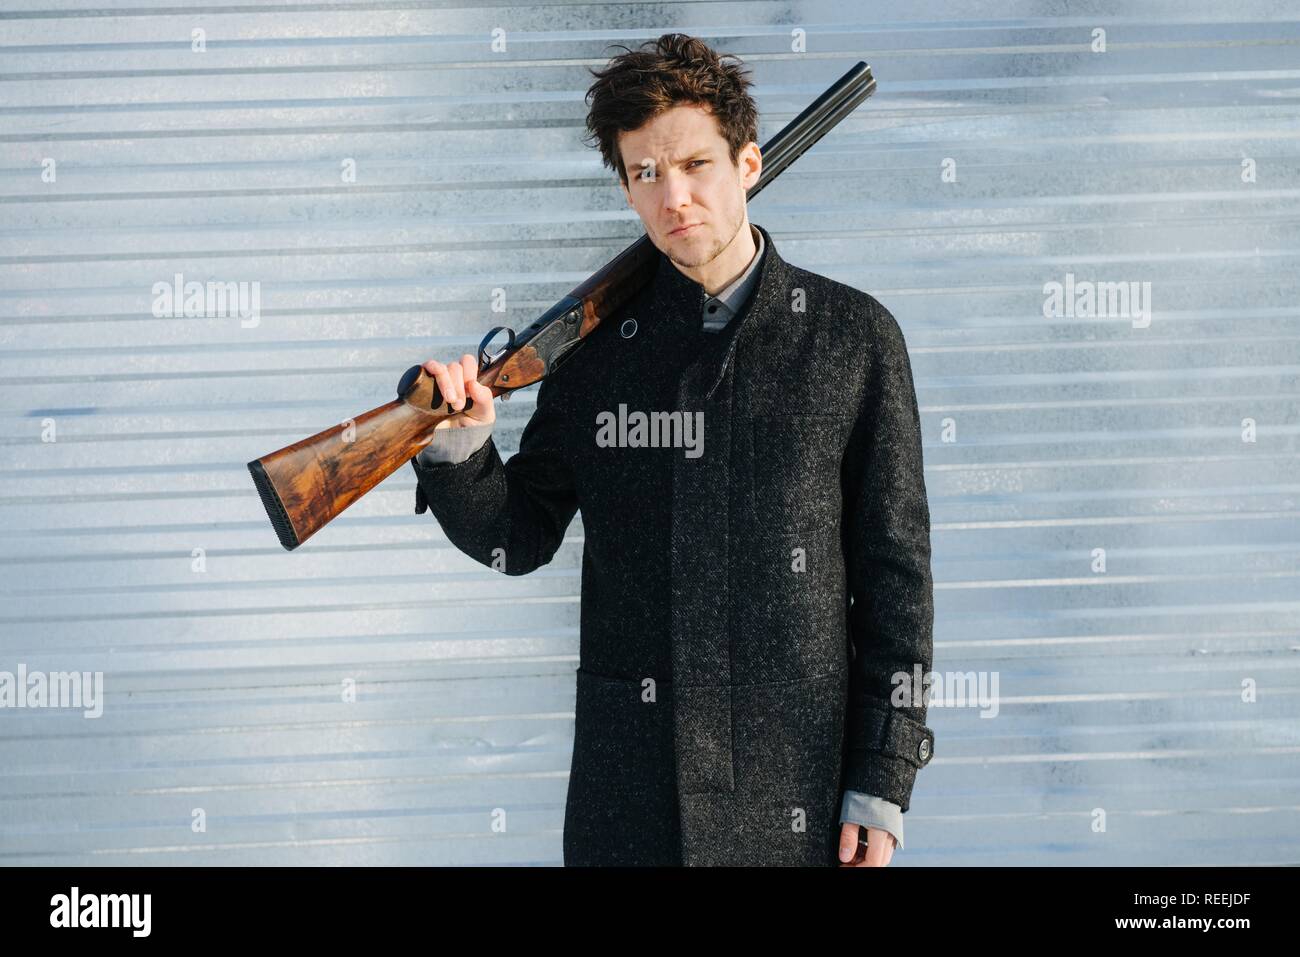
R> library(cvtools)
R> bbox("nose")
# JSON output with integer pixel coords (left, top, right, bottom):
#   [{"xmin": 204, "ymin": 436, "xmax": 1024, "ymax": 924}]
[{"xmin": 660, "ymin": 170, "xmax": 692, "ymax": 217}]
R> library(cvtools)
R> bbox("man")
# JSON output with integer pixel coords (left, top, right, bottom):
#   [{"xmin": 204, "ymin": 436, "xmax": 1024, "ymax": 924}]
[{"xmin": 410, "ymin": 34, "xmax": 935, "ymax": 867}]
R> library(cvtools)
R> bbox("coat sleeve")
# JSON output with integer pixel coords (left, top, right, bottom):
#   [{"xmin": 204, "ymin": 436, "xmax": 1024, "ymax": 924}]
[
  {"xmin": 408, "ymin": 376, "xmax": 579, "ymax": 577},
  {"xmin": 839, "ymin": 300, "xmax": 935, "ymax": 813},
  {"xmin": 416, "ymin": 421, "xmax": 493, "ymax": 466}
]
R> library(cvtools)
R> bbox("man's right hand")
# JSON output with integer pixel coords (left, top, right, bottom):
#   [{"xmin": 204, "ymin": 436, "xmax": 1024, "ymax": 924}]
[{"xmin": 423, "ymin": 354, "xmax": 497, "ymax": 431}]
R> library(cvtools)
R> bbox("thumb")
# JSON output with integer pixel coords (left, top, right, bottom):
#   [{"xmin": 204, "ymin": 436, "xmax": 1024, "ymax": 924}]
[{"xmin": 838, "ymin": 823, "xmax": 859, "ymax": 863}]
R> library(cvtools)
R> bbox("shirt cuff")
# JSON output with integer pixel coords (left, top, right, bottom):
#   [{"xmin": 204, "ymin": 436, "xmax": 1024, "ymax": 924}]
[
  {"xmin": 839, "ymin": 790, "xmax": 905, "ymax": 851},
  {"xmin": 416, "ymin": 422, "xmax": 493, "ymax": 466}
]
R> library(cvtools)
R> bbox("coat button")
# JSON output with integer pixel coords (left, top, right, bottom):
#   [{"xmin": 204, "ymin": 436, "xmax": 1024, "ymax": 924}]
[
  {"xmin": 620, "ymin": 318, "xmax": 638, "ymax": 338},
  {"xmin": 917, "ymin": 738, "xmax": 931, "ymax": 763}
]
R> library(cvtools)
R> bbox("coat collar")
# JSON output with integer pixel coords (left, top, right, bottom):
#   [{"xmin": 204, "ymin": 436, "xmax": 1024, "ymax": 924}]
[{"xmin": 644, "ymin": 221, "xmax": 790, "ymax": 400}]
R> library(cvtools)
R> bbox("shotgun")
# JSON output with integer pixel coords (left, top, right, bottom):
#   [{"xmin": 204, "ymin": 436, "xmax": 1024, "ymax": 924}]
[{"xmin": 248, "ymin": 61, "xmax": 877, "ymax": 551}]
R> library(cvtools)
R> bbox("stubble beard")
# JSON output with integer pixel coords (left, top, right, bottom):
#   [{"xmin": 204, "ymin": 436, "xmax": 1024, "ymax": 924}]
[{"xmin": 666, "ymin": 208, "xmax": 745, "ymax": 271}]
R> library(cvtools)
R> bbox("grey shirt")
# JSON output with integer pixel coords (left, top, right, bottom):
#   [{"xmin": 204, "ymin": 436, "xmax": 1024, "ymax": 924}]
[
  {"xmin": 416, "ymin": 223, "xmax": 906, "ymax": 851},
  {"xmin": 702, "ymin": 222, "xmax": 766, "ymax": 332}
]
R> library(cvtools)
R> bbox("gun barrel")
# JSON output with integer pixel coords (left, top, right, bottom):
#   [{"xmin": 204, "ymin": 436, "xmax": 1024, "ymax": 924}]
[{"xmin": 749, "ymin": 61, "xmax": 876, "ymax": 200}]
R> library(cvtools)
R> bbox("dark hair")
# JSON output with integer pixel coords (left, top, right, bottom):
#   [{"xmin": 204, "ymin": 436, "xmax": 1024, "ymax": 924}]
[{"xmin": 582, "ymin": 33, "xmax": 759, "ymax": 187}]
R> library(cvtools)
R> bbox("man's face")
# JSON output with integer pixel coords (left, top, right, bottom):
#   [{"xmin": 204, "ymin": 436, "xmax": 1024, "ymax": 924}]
[{"xmin": 617, "ymin": 103, "xmax": 761, "ymax": 270}]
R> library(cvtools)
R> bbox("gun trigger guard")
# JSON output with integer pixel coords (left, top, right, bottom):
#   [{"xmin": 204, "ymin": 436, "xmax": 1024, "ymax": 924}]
[{"xmin": 477, "ymin": 326, "xmax": 516, "ymax": 369}]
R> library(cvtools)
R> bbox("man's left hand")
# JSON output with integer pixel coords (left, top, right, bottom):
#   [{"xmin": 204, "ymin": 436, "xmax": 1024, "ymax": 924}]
[{"xmin": 837, "ymin": 823, "xmax": 895, "ymax": 867}]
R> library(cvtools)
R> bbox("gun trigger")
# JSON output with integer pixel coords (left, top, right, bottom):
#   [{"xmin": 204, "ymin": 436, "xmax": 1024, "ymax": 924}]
[{"xmin": 477, "ymin": 325, "xmax": 516, "ymax": 369}]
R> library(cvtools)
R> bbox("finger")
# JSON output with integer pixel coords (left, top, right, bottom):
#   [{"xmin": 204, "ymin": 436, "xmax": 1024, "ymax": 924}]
[
  {"xmin": 427, "ymin": 362, "xmax": 455, "ymax": 410},
  {"xmin": 459, "ymin": 355, "xmax": 497, "ymax": 425},
  {"xmin": 459, "ymin": 354, "xmax": 487, "ymax": 400},
  {"xmin": 446, "ymin": 360, "xmax": 466, "ymax": 411},
  {"xmin": 855, "ymin": 827, "xmax": 894, "ymax": 868},
  {"xmin": 837, "ymin": 823, "xmax": 859, "ymax": 864}
]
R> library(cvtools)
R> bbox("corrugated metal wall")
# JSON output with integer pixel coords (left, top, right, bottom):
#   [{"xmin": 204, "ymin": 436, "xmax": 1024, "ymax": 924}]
[{"xmin": 2, "ymin": 2, "xmax": 1298, "ymax": 865}]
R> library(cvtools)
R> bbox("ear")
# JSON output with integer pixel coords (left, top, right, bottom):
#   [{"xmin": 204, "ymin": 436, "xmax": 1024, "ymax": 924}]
[{"xmin": 738, "ymin": 141, "xmax": 762, "ymax": 190}]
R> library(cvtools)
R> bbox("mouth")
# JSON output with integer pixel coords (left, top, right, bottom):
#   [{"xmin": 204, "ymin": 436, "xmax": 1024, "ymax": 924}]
[{"xmin": 668, "ymin": 223, "xmax": 700, "ymax": 237}]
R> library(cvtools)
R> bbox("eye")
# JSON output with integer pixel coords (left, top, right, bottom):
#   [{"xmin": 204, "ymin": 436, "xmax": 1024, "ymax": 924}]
[{"xmin": 688, "ymin": 160, "xmax": 708, "ymax": 169}]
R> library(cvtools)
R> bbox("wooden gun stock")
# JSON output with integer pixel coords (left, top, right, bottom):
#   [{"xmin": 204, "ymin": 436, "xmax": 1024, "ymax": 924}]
[
  {"xmin": 248, "ymin": 364, "xmax": 474, "ymax": 550},
  {"xmin": 249, "ymin": 61, "xmax": 877, "ymax": 550}
]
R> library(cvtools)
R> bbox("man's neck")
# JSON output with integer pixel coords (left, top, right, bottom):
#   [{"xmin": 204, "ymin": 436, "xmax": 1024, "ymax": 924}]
[{"xmin": 674, "ymin": 219, "xmax": 758, "ymax": 296}]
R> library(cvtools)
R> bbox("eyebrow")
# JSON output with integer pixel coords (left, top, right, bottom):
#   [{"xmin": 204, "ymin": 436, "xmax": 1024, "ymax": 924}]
[{"xmin": 635, "ymin": 151, "xmax": 710, "ymax": 168}]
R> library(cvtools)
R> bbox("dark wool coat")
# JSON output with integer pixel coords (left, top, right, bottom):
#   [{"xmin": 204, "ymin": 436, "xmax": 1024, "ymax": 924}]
[{"xmin": 410, "ymin": 222, "xmax": 935, "ymax": 866}]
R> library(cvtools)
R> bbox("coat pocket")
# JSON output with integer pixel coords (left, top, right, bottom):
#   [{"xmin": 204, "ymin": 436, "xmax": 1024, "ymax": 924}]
[
  {"xmin": 563, "ymin": 668, "xmax": 680, "ymax": 865},
  {"xmin": 751, "ymin": 414, "xmax": 847, "ymax": 534}
]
